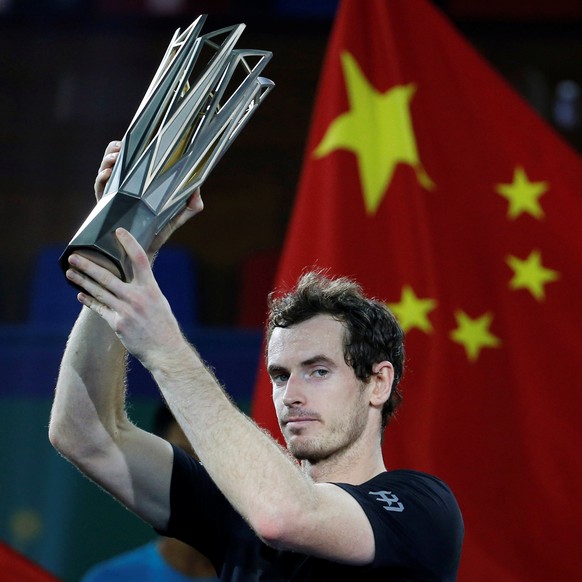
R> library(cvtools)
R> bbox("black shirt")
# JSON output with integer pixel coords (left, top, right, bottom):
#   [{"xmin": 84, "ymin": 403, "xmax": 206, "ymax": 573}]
[{"xmin": 160, "ymin": 445, "xmax": 463, "ymax": 581}]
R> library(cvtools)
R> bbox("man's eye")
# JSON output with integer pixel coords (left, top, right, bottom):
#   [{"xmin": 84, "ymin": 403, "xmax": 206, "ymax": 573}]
[{"xmin": 313, "ymin": 369, "xmax": 328, "ymax": 378}]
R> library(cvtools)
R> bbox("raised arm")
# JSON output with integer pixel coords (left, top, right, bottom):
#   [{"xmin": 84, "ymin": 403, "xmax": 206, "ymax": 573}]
[
  {"xmin": 49, "ymin": 142, "xmax": 203, "ymax": 529},
  {"xmin": 48, "ymin": 306, "xmax": 174, "ymax": 528}
]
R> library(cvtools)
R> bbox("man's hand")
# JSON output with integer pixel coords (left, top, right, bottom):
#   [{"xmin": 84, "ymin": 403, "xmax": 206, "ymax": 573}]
[
  {"xmin": 149, "ymin": 188, "xmax": 203, "ymax": 256},
  {"xmin": 65, "ymin": 228, "xmax": 188, "ymax": 370},
  {"xmin": 94, "ymin": 140, "xmax": 121, "ymax": 201},
  {"xmin": 93, "ymin": 141, "xmax": 204, "ymax": 257}
]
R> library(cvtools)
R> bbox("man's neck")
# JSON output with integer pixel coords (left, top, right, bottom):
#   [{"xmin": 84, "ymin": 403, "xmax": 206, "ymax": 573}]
[{"xmin": 300, "ymin": 438, "xmax": 386, "ymax": 485}]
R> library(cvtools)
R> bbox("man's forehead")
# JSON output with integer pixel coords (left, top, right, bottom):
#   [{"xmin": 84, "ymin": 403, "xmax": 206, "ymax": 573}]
[{"xmin": 267, "ymin": 314, "xmax": 345, "ymax": 359}]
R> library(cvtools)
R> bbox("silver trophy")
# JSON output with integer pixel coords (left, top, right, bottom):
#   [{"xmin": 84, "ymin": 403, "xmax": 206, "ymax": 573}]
[{"xmin": 60, "ymin": 14, "xmax": 274, "ymax": 283}]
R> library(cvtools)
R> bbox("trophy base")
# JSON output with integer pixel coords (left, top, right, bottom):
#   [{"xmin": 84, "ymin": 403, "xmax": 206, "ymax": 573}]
[
  {"xmin": 63, "ymin": 248, "xmax": 123, "ymax": 280},
  {"xmin": 59, "ymin": 246, "xmax": 125, "ymax": 294},
  {"xmin": 60, "ymin": 192, "xmax": 158, "ymax": 292}
]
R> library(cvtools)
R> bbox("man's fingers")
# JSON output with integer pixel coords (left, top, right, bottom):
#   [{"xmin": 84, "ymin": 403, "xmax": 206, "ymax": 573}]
[
  {"xmin": 115, "ymin": 228, "xmax": 152, "ymax": 282},
  {"xmin": 66, "ymin": 267, "xmax": 119, "ymax": 315},
  {"xmin": 104, "ymin": 140, "xmax": 121, "ymax": 157},
  {"xmin": 170, "ymin": 190, "xmax": 204, "ymax": 231},
  {"xmin": 94, "ymin": 168, "xmax": 112, "ymax": 194},
  {"xmin": 186, "ymin": 189, "xmax": 204, "ymax": 212},
  {"xmin": 98, "ymin": 142, "xmax": 121, "ymax": 171},
  {"xmin": 115, "ymin": 228, "xmax": 143, "ymax": 257},
  {"xmin": 76, "ymin": 291, "xmax": 113, "ymax": 321},
  {"xmin": 94, "ymin": 141, "xmax": 121, "ymax": 199},
  {"xmin": 107, "ymin": 140, "xmax": 121, "ymax": 151},
  {"xmin": 67, "ymin": 254, "xmax": 125, "ymax": 301},
  {"xmin": 97, "ymin": 153, "xmax": 119, "ymax": 174}
]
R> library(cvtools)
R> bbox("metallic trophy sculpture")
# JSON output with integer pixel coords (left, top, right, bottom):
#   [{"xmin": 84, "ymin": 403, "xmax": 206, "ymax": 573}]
[{"xmin": 60, "ymin": 14, "xmax": 274, "ymax": 283}]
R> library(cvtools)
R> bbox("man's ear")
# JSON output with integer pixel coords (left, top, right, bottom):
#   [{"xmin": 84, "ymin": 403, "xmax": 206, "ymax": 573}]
[{"xmin": 369, "ymin": 361, "xmax": 394, "ymax": 408}]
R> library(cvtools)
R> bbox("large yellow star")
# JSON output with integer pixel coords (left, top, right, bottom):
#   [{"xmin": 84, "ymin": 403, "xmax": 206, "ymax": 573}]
[
  {"xmin": 506, "ymin": 250, "xmax": 559, "ymax": 301},
  {"xmin": 495, "ymin": 166, "xmax": 548, "ymax": 220},
  {"xmin": 313, "ymin": 51, "xmax": 434, "ymax": 215},
  {"xmin": 450, "ymin": 311, "xmax": 501, "ymax": 362},
  {"xmin": 388, "ymin": 285, "xmax": 437, "ymax": 334}
]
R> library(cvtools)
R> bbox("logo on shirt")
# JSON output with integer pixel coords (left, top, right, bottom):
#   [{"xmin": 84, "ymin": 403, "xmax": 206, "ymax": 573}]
[{"xmin": 369, "ymin": 490, "xmax": 405, "ymax": 512}]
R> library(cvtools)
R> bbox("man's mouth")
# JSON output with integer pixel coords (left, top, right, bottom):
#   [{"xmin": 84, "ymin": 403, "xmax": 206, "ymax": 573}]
[{"xmin": 282, "ymin": 415, "xmax": 319, "ymax": 427}]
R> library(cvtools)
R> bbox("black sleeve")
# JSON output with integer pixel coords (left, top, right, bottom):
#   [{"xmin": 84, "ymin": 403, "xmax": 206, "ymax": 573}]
[
  {"xmin": 155, "ymin": 444, "xmax": 235, "ymax": 566},
  {"xmin": 335, "ymin": 471, "xmax": 463, "ymax": 579}
]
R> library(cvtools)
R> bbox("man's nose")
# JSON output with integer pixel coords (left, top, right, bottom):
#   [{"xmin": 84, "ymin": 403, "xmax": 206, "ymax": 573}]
[{"xmin": 282, "ymin": 374, "xmax": 306, "ymax": 407}]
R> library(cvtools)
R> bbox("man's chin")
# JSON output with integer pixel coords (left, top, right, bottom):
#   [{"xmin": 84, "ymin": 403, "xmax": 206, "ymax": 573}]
[{"xmin": 286, "ymin": 436, "xmax": 325, "ymax": 462}]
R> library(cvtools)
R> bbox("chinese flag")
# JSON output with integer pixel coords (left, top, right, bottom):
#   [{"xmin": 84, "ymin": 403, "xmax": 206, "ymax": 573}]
[
  {"xmin": 252, "ymin": 0, "xmax": 582, "ymax": 579},
  {"xmin": 0, "ymin": 543, "xmax": 59, "ymax": 581}
]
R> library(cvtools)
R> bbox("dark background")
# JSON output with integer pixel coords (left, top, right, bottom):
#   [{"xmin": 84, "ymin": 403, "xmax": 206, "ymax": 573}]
[
  {"xmin": 0, "ymin": 2, "xmax": 581, "ymax": 580},
  {"xmin": 1, "ymin": 0, "xmax": 581, "ymax": 327}
]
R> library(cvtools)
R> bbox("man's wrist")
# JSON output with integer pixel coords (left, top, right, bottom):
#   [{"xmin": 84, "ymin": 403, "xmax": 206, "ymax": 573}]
[{"xmin": 146, "ymin": 336, "xmax": 202, "ymax": 380}]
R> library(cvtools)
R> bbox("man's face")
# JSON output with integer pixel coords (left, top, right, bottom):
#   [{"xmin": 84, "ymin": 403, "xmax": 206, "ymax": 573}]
[{"xmin": 267, "ymin": 314, "xmax": 371, "ymax": 463}]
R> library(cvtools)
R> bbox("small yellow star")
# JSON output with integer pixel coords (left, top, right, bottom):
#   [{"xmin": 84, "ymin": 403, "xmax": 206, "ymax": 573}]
[
  {"xmin": 450, "ymin": 311, "xmax": 501, "ymax": 362},
  {"xmin": 313, "ymin": 51, "xmax": 434, "ymax": 215},
  {"xmin": 495, "ymin": 166, "xmax": 548, "ymax": 220},
  {"xmin": 388, "ymin": 285, "xmax": 437, "ymax": 334},
  {"xmin": 506, "ymin": 250, "xmax": 559, "ymax": 301}
]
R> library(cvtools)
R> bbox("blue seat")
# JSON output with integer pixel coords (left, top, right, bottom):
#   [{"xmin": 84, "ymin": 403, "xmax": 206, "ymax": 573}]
[
  {"xmin": 28, "ymin": 245, "xmax": 199, "ymax": 329},
  {"xmin": 152, "ymin": 246, "xmax": 199, "ymax": 327},
  {"xmin": 28, "ymin": 245, "xmax": 82, "ymax": 329}
]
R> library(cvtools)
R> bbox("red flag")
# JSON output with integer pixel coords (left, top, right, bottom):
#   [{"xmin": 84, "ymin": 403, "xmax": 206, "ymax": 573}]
[
  {"xmin": 252, "ymin": 0, "xmax": 582, "ymax": 579},
  {"xmin": 0, "ymin": 543, "xmax": 59, "ymax": 581}
]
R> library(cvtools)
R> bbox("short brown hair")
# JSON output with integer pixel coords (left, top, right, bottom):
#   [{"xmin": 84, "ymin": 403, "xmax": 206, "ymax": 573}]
[{"xmin": 267, "ymin": 271, "xmax": 405, "ymax": 429}]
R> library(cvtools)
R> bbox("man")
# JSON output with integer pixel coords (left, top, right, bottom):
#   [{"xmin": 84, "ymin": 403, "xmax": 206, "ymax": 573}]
[
  {"xmin": 82, "ymin": 404, "xmax": 218, "ymax": 581},
  {"xmin": 49, "ymin": 142, "xmax": 463, "ymax": 580}
]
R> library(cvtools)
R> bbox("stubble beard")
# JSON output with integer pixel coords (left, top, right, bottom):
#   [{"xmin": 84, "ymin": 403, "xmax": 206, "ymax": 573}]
[{"xmin": 286, "ymin": 394, "xmax": 369, "ymax": 464}]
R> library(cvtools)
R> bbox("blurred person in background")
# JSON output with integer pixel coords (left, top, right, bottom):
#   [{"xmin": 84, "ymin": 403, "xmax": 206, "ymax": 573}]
[{"xmin": 82, "ymin": 404, "xmax": 218, "ymax": 582}]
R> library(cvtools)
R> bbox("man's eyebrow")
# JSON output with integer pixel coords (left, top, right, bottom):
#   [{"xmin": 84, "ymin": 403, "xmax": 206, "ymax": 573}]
[
  {"xmin": 267, "ymin": 364, "xmax": 288, "ymax": 377},
  {"xmin": 300, "ymin": 355, "xmax": 336, "ymax": 368},
  {"xmin": 267, "ymin": 355, "xmax": 336, "ymax": 376}
]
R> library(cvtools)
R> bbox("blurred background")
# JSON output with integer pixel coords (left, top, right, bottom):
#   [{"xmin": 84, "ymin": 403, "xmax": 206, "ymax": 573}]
[{"xmin": 0, "ymin": 0, "xmax": 581, "ymax": 580}]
